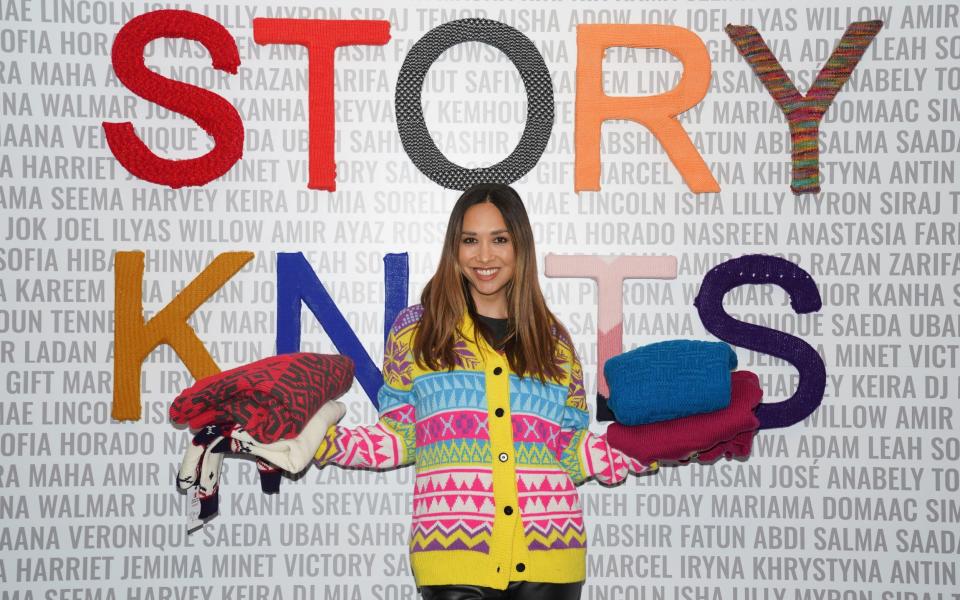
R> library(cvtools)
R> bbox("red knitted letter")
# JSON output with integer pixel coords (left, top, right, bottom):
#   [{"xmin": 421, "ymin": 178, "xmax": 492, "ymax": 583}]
[
  {"xmin": 253, "ymin": 20, "xmax": 391, "ymax": 191},
  {"xmin": 726, "ymin": 21, "xmax": 883, "ymax": 195},
  {"xmin": 103, "ymin": 10, "xmax": 244, "ymax": 188}
]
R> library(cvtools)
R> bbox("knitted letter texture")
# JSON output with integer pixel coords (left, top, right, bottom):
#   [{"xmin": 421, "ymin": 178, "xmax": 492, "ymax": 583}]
[
  {"xmin": 725, "ymin": 21, "xmax": 883, "ymax": 195},
  {"xmin": 575, "ymin": 25, "xmax": 719, "ymax": 194},
  {"xmin": 544, "ymin": 254, "xmax": 677, "ymax": 421},
  {"xmin": 395, "ymin": 19, "xmax": 554, "ymax": 190},
  {"xmin": 103, "ymin": 10, "xmax": 244, "ymax": 188},
  {"xmin": 383, "ymin": 253, "xmax": 409, "ymax": 345},
  {"xmin": 253, "ymin": 19, "xmax": 391, "ymax": 191},
  {"xmin": 276, "ymin": 252, "xmax": 383, "ymax": 407},
  {"xmin": 113, "ymin": 251, "xmax": 252, "ymax": 420},
  {"xmin": 694, "ymin": 255, "xmax": 826, "ymax": 430}
]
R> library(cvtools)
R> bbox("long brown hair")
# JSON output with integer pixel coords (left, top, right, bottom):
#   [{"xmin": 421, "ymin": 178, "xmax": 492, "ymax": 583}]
[{"xmin": 413, "ymin": 183, "xmax": 567, "ymax": 382}]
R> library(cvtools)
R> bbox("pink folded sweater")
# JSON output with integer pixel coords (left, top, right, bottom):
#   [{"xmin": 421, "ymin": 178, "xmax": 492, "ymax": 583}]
[{"xmin": 607, "ymin": 370, "xmax": 762, "ymax": 463}]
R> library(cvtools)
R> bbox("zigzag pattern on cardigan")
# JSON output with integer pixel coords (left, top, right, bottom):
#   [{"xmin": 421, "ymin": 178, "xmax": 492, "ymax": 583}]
[
  {"xmin": 411, "ymin": 467, "xmax": 495, "ymax": 552},
  {"xmin": 410, "ymin": 520, "xmax": 493, "ymax": 552},
  {"xmin": 517, "ymin": 470, "xmax": 586, "ymax": 550},
  {"xmin": 524, "ymin": 520, "xmax": 588, "ymax": 550}
]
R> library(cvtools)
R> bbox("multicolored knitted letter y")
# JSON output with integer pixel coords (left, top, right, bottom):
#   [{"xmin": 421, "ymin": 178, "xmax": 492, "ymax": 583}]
[{"xmin": 725, "ymin": 21, "xmax": 883, "ymax": 195}]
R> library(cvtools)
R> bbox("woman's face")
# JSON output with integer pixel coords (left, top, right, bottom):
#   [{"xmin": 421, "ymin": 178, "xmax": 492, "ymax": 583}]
[{"xmin": 457, "ymin": 202, "xmax": 516, "ymax": 317}]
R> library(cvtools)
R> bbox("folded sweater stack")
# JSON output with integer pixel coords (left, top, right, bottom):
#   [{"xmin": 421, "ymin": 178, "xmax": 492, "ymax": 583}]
[
  {"xmin": 603, "ymin": 340, "xmax": 761, "ymax": 463},
  {"xmin": 177, "ymin": 401, "xmax": 347, "ymax": 519},
  {"xmin": 172, "ymin": 353, "xmax": 354, "ymax": 523},
  {"xmin": 607, "ymin": 371, "xmax": 762, "ymax": 464}
]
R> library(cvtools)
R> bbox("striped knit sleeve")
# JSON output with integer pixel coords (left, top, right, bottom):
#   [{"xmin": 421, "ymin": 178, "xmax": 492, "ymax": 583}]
[
  {"xmin": 314, "ymin": 318, "xmax": 416, "ymax": 470},
  {"xmin": 556, "ymin": 347, "xmax": 656, "ymax": 485}
]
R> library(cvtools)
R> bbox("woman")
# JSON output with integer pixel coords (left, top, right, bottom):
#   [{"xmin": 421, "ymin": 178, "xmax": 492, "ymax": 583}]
[{"xmin": 315, "ymin": 183, "xmax": 655, "ymax": 600}]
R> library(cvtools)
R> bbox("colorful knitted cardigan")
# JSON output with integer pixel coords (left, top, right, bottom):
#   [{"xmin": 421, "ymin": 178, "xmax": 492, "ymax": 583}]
[{"xmin": 314, "ymin": 305, "xmax": 655, "ymax": 589}]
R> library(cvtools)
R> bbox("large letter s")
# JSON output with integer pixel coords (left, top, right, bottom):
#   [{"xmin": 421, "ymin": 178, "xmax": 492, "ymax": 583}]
[
  {"xmin": 695, "ymin": 255, "xmax": 826, "ymax": 429},
  {"xmin": 103, "ymin": 10, "xmax": 243, "ymax": 188}
]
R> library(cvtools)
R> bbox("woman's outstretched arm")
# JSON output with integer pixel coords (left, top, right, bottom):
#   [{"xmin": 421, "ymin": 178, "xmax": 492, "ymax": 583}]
[
  {"xmin": 556, "ymin": 345, "xmax": 657, "ymax": 485},
  {"xmin": 314, "ymin": 313, "xmax": 417, "ymax": 470}
]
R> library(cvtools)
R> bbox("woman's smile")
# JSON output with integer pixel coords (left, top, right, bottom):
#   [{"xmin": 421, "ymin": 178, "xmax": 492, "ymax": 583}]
[{"xmin": 473, "ymin": 267, "xmax": 500, "ymax": 280}]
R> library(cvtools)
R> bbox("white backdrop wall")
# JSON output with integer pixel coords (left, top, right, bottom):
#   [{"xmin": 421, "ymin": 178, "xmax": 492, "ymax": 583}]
[{"xmin": 1, "ymin": 0, "xmax": 958, "ymax": 598}]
